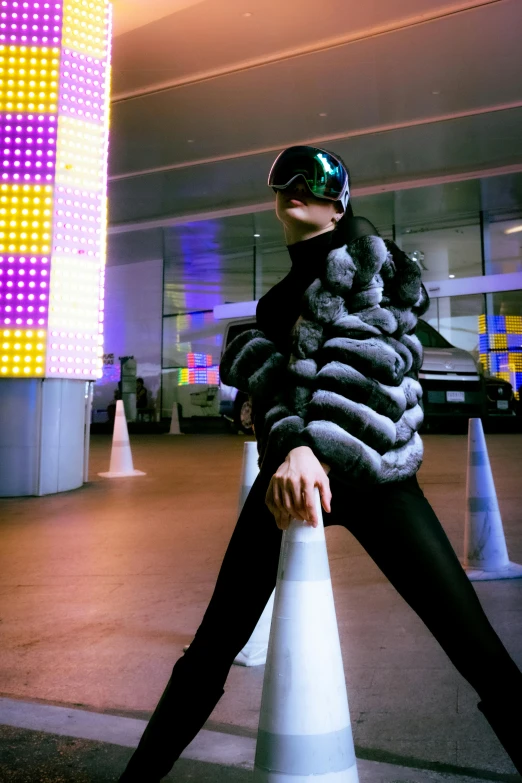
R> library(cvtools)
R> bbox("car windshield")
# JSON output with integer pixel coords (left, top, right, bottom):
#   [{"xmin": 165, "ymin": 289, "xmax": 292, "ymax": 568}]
[
  {"xmin": 225, "ymin": 320, "xmax": 256, "ymax": 348},
  {"xmin": 415, "ymin": 319, "xmax": 453, "ymax": 348}
]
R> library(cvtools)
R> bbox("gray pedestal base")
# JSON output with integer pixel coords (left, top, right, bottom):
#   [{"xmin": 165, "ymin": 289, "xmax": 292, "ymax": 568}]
[{"xmin": 0, "ymin": 378, "xmax": 92, "ymax": 497}]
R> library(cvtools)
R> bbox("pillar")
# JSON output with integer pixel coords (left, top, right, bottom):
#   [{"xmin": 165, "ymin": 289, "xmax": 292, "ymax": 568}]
[{"xmin": 0, "ymin": 0, "xmax": 112, "ymax": 495}]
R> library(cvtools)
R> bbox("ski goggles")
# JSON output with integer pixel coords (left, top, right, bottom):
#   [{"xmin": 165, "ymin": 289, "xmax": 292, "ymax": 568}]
[{"xmin": 268, "ymin": 145, "xmax": 350, "ymax": 210}]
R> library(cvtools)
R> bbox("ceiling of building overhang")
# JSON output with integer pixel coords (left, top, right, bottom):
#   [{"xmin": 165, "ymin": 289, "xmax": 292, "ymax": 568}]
[
  {"xmin": 112, "ymin": 0, "xmax": 207, "ymax": 38},
  {"xmin": 108, "ymin": 0, "xmax": 522, "ymax": 232}
]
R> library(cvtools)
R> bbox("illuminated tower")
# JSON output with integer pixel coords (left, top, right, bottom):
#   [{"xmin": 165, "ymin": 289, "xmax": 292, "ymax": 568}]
[{"xmin": 0, "ymin": 0, "xmax": 111, "ymax": 496}]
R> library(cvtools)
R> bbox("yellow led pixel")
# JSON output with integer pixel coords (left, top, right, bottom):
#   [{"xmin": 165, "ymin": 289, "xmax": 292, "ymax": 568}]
[
  {"xmin": 55, "ymin": 115, "xmax": 105, "ymax": 191},
  {"xmin": 0, "ymin": 184, "xmax": 53, "ymax": 254},
  {"xmin": 491, "ymin": 334, "xmax": 507, "ymax": 350},
  {"xmin": 0, "ymin": 328, "xmax": 46, "ymax": 376},
  {"xmin": 0, "ymin": 45, "xmax": 60, "ymax": 113},
  {"xmin": 62, "ymin": 0, "xmax": 111, "ymax": 60}
]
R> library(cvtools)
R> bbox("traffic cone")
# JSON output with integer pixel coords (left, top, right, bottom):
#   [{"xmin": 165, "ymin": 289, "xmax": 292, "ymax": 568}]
[
  {"xmin": 234, "ymin": 591, "xmax": 275, "ymax": 667},
  {"xmin": 98, "ymin": 400, "xmax": 146, "ymax": 478},
  {"xmin": 254, "ymin": 489, "xmax": 358, "ymax": 783},
  {"xmin": 169, "ymin": 402, "xmax": 183, "ymax": 435},
  {"xmin": 462, "ymin": 418, "xmax": 522, "ymax": 581}
]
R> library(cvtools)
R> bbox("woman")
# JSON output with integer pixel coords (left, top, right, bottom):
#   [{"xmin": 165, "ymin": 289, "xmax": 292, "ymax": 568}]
[{"xmin": 119, "ymin": 146, "xmax": 522, "ymax": 781}]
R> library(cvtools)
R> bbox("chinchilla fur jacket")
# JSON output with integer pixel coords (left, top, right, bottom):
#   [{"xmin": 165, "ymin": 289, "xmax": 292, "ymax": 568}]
[{"xmin": 220, "ymin": 232, "xmax": 430, "ymax": 486}]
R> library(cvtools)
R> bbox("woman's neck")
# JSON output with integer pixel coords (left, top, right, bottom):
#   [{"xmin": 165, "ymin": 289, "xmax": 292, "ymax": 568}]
[
  {"xmin": 284, "ymin": 223, "xmax": 336, "ymax": 246},
  {"xmin": 286, "ymin": 227, "xmax": 334, "ymax": 277}
]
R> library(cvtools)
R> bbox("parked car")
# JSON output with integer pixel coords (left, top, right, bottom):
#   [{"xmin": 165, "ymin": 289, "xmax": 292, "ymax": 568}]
[
  {"xmin": 416, "ymin": 319, "xmax": 515, "ymax": 418},
  {"xmin": 219, "ymin": 318, "xmax": 257, "ymax": 433},
  {"xmin": 219, "ymin": 317, "xmax": 515, "ymax": 433}
]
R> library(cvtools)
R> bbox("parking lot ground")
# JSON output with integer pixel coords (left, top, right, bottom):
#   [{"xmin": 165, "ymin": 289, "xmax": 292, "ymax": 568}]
[{"xmin": 0, "ymin": 431, "xmax": 521, "ymax": 780}]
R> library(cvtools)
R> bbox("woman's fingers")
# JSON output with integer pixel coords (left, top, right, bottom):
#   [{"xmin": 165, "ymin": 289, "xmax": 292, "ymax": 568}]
[
  {"xmin": 318, "ymin": 473, "xmax": 332, "ymax": 514},
  {"xmin": 268, "ymin": 477, "xmax": 297, "ymax": 525},
  {"xmin": 266, "ymin": 463, "xmax": 332, "ymax": 529},
  {"xmin": 301, "ymin": 480, "xmax": 319, "ymax": 527},
  {"xmin": 287, "ymin": 480, "xmax": 306, "ymax": 521}
]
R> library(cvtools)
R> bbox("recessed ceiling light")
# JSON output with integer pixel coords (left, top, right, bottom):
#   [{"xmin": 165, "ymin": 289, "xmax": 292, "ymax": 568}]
[
  {"xmin": 505, "ymin": 225, "xmax": 522, "ymax": 234},
  {"xmin": 432, "ymin": 89, "xmax": 441, "ymax": 95},
  {"xmin": 187, "ymin": 139, "xmax": 194, "ymax": 143},
  {"xmin": 253, "ymin": 233, "xmax": 260, "ymax": 238},
  {"xmin": 319, "ymin": 112, "xmax": 327, "ymax": 117},
  {"xmin": 449, "ymin": 274, "xmax": 455, "ymax": 278},
  {"xmin": 395, "ymin": 160, "xmax": 401, "ymax": 164},
  {"xmin": 242, "ymin": 11, "xmax": 253, "ymax": 17}
]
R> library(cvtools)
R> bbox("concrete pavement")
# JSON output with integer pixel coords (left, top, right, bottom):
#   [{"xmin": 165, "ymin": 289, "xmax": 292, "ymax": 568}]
[{"xmin": 0, "ymin": 431, "xmax": 521, "ymax": 780}]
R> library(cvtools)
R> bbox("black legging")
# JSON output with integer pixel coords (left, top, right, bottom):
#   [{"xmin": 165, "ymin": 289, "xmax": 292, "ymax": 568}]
[{"xmin": 120, "ymin": 469, "xmax": 522, "ymax": 782}]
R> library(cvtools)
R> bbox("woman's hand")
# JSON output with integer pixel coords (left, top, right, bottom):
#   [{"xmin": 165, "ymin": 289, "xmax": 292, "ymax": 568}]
[{"xmin": 265, "ymin": 446, "xmax": 332, "ymax": 530}]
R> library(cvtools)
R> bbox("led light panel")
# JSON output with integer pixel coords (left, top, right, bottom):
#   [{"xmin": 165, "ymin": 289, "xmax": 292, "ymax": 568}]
[
  {"xmin": 62, "ymin": 0, "xmax": 109, "ymax": 60},
  {"xmin": 0, "ymin": 113, "xmax": 57, "ymax": 181},
  {"xmin": 0, "ymin": 2, "xmax": 63, "ymax": 46},
  {"xmin": 479, "ymin": 314, "xmax": 522, "ymax": 400},
  {"xmin": 0, "ymin": 0, "xmax": 111, "ymax": 380},
  {"xmin": 60, "ymin": 48, "xmax": 107, "ymax": 120},
  {"xmin": 0, "ymin": 252, "xmax": 49, "ymax": 326},
  {"xmin": 178, "ymin": 364, "xmax": 220, "ymax": 386},
  {"xmin": 55, "ymin": 114, "xmax": 104, "ymax": 189},
  {"xmin": 0, "ymin": 182, "xmax": 52, "ymax": 253},
  {"xmin": 0, "ymin": 326, "xmax": 45, "ymax": 375},
  {"xmin": 187, "ymin": 352, "xmax": 212, "ymax": 369},
  {"xmin": 0, "ymin": 44, "xmax": 60, "ymax": 113}
]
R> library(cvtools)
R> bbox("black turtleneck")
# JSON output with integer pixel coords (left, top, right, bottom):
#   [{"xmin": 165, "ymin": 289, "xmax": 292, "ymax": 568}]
[
  {"xmin": 256, "ymin": 216, "xmax": 378, "ymax": 351},
  {"xmin": 256, "ymin": 230, "xmax": 334, "ymax": 352}
]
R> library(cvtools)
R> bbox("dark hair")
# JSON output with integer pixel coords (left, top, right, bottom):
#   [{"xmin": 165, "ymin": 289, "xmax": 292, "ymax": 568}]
[
  {"xmin": 137, "ymin": 377, "xmax": 144, "ymax": 384},
  {"xmin": 328, "ymin": 151, "xmax": 380, "ymax": 247}
]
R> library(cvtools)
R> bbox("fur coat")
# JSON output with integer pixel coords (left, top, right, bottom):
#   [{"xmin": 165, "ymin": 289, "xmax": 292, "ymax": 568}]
[{"xmin": 220, "ymin": 235, "xmax": 430, "ymax": 486}]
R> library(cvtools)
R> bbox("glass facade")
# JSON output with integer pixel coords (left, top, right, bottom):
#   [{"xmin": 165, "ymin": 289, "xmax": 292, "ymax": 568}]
[{"xmin": 105, "ymin": 173, "xmax": 522, "ymax": 415}]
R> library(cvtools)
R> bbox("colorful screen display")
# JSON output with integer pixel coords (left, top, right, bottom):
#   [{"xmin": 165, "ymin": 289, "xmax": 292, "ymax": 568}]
[
  {"xmin": 0, "ymin": 0, "xmax": 111, "ymax": 379},
  {"xmin": 479, "ymin": 315, "xmax": 522, "ymax": 400}
]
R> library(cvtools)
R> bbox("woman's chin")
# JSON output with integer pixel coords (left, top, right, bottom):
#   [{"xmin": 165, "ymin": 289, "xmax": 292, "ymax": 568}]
[{"xmin": 280, "ymin": 206, "xmax": 311, "ymax": 225}]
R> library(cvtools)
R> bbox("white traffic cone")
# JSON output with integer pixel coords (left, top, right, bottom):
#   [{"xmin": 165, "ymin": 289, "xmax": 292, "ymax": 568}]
[
  {"xmin": 254, "ymin": 489, "xmax": 358, "ymax": 783},
  {"xmin": 169, "ymin": 402, "xmax": 183, "ymax": 435},
  {"xmin": 462, "ymin": 418, "xmax": 522, "ymax": 581},
  {"xmin": 234, "ymin": 591, "xmax": 275, "ymax": 667},
  {"xmin": 98, "ymin": 400, "xmax": 146, "ymax": 478},
  {"xmin": 233, "ymin": 441, "xmax": 274, "ymax": 667}
]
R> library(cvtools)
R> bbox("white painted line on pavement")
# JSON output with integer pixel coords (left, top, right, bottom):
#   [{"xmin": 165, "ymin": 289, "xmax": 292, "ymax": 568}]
[{"xmin": 0, "ymin": 697, "xmax": 255, "ymax": 769}]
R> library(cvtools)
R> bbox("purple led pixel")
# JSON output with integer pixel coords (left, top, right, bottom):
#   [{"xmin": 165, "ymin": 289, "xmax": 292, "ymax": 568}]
[
  {"xmin": 0, "ymin": 113, "xmax": 56, "ymax": 182},
  {"xmin": 0, "ymin": 1, "xmax": 63, "ymax": 46},
  {"xmin": 59, "ymin": 49, "xmax": 108, "ymax": 123},
  {"xmin": 0, "ymin": 253, "xmax": 49, "ymax": 327},
  {"xmin": 53, "ymin": 186, "xmax": 104, "ymax": 259}
]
